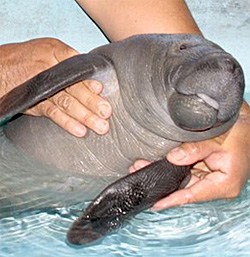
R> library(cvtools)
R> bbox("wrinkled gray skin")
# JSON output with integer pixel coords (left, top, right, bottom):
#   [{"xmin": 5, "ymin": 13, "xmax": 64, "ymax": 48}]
[{"xmin": 0, "ymin": 34, "xmax": 245, "ymax": 224}]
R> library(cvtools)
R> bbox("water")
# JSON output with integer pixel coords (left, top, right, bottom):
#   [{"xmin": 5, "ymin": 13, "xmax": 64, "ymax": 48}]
[
  {"xmin": 0, "ymin": 93, "xmax": 249, "ymax": 257},
  {"xmin": 1, "ymin": 188, "xmax": 250, "ymax": 257}
]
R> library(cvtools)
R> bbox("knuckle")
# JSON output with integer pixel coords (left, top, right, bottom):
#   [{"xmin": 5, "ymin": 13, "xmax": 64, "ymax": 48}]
[
  {"xmin": 84, "ymin": 95, "xmax": 95, "ymax": 108},
  {"xmin": 182, "ymin": 142, "xmax": 201, "ymax": 156},
  {"xmin": 81, "ymin": 112, "xmax": 93, "ymax": 124},
  {"xmin": 61, "ymin": 119, "xmax": 74, "ymax": 132},
  {"xmin": 43, "ymin": 38, "xmax": 63, "ymax": 47},
  {"xmin": 64, "ymin": 46, "xmax": 78, "ymax": 57},
  {"xmin": 37, "ymin": 101, "xmax": 47, "ymax": 114},
  {"xmin": 221, "ymin": 177, "xmax": 241, "ymax": 199},
  {"xmin": 183, "ymin": 190, "xmax": 195, "ymax": 204},
  {"xmin": 84, "ymin": 80, "xmax": 103, "ymax": 93},
  {"xmin": 55, "ymin": 94, "xmax": 73, "ymax": 111},
  {"xmin": 189, "ymin": 143, "xmax": 201, "ymax": 154},
  {"xmin": 65, "ymin": 83, "xmax": 81, "ymax": 95},
  {"xmin": 43, "ymin": 104, "xmax": 59, "ymax": 119},
  {"xmin": 51, "ymin": 38, "xmax": 63, "ymax": 45},
  {"xmin": 32, "ymin": 38, "xmax": 61, "ymax": 51}
]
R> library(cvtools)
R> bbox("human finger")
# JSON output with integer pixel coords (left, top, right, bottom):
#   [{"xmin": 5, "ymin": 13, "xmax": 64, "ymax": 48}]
[
  {"xmin": 151, "ymin": 171, "xmax": 229, "ymax": 211},
  {"xmin": 51, "ymin": 89, "xmax": 110, "ymax": 135},
  {"xmin": 128, "ymin": 159, "xmax": 151, "ymax": 173},
  {"xmin": 82, "ymin": 80, "xmax": 104, "ymax": 95},
  {"xmin": 65, "ymin": 81, "xmax": 112, "ymax": 120},
  {"xmin": 28, "ymin": 100, "xmax": 88, "ymax": 137},
  {"xmin": 27, "ymin": 90, "xmax": 110, "ymax": 136},
  {"xmin": 167, "ymin": 139, "xmax": 222, "ymax": 165}
]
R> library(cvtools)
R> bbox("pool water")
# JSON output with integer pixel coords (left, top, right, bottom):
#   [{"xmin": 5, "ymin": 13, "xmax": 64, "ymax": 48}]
[{"xmin": 1, "ymin": 194, "xmax": 250, "ymax": 257}]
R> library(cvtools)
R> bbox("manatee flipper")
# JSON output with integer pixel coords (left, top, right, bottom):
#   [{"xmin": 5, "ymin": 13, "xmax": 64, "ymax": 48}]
[
  {"xmin": 0, "ymin": 54, "xmax": 111, "ymax": 125},
  {"xmin": 67, "ymin": 159, "xmax": 191, "ymax": 245}
]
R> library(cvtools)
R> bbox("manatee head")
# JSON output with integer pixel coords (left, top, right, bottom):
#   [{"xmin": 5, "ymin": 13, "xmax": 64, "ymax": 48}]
[{"xmin": 163, "ymin": 35, "xmax": 245, "ymax": 132}]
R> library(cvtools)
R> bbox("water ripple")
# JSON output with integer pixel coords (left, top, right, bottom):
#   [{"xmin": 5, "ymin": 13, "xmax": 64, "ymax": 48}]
[{"xmin": 2, "ymin": 183, "xmax": 249, "ymax": 257}]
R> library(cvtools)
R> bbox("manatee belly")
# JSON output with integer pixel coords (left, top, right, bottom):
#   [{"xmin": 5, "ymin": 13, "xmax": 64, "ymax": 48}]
[{"xmin": 1, "ymin": 107, "xmax": 178, "ymax": 217}]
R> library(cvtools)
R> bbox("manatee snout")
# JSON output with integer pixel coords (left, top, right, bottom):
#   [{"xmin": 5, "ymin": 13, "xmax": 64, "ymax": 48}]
[{"xmin": 168, "ymin": 53, "xmax": 245, "ymax": 131}]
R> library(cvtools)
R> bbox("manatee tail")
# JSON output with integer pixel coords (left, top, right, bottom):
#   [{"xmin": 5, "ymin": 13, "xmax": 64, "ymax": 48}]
[
  {"xmin": 0, "ymin": 54, "xmax": 111, "ymax": 126},
  {"xmin": 67, "ymin": 159, "xmax": 191, "ymax": 246}
]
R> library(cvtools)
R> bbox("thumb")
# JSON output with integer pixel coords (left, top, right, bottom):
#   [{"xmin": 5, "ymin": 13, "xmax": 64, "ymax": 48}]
[{"xmin": 167, "ymin": 139, "xmax": 221, "ymax": 165}]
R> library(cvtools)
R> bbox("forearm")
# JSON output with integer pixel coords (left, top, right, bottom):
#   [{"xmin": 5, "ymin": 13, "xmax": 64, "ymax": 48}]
[{"xmin": 76, "ymin": 0, "xmax": 202, "ymax": 41}]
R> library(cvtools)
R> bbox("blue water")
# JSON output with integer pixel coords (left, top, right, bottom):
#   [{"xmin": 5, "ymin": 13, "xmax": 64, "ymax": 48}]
[
  {"xmin": 0, "ymin": 93, "xmax": 249, "ymax": 257},
  {"xmin": 1, "ymin": 195, "xmax": 250, "ymax": 257}
]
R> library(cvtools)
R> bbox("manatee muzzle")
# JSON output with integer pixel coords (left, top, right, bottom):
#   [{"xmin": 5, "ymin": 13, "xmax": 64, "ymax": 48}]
[
  {"xmin": 168, "ymin": 92, "xmax": 219, "ymax": 131},
  {"xmin": 168, "ymin": 53, "xmax": 245, "ymax": 131}
]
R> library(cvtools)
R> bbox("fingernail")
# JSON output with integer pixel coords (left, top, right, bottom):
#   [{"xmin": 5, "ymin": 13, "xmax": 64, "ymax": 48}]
[
  {"xmin": 72, "ymin": 125, "xmax": 87, "ymax": 137},
  {"xmin": 98, "ymin": 102, "xmax": 112, "ymax": 118},
  {"xmin": 95, "ymin": 119, "xmax": 109, "ymax": 134},
  {"xmin": 168, "ymin": 147, "xmax": 187, "ymax": 161},
  {"xmin": 89, "ymin": 81, "xmax": 102, "ymax": 93},
  {"xmin": 134, "ymin": 161, "xmax": 150, "ymax": 170},
  {"xmin": 128, "ymin": 166, "xmax": 136, "ymax": 174}
]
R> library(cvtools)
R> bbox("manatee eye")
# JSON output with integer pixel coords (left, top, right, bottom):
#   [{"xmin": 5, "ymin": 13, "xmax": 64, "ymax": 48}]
[{"xmin": 179, "ymin": 44, "xmax": 187, "ymax": 50}]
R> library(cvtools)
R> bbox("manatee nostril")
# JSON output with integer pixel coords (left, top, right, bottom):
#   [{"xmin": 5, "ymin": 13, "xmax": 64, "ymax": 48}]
[{"xmin": 179, "ymin": 44, "xmax": 187, "ymax": 50}]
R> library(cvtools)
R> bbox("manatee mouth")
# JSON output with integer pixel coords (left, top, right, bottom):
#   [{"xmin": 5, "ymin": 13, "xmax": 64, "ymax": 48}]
[
  {"xmin": 168, "ymin": 92, "xmax": 221, "ymax": 131},
  {"xmin": 196, "ymin": 93, "xmax": 219, "ymax": 110}
]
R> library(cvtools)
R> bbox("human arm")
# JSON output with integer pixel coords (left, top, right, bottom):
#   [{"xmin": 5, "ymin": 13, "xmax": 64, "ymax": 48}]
[{"xmin": 77, "ymin": 0, "xmax": 201, "ymax": 41}]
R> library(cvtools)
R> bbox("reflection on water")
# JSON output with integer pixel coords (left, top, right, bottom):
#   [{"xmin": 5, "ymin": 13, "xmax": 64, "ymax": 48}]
[
  {"xmin": 1, "ymin": 193, "xmax": 250, "ymax": 257},
  {"xmin": 0, "ymin": 93, "xmax": 250, "ymax": 257}
]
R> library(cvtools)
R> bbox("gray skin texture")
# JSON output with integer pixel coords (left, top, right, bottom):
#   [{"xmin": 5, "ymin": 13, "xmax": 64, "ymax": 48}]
[{"xmin": 0, "ymin": 34, "xmax": 245, "ymax": 224}]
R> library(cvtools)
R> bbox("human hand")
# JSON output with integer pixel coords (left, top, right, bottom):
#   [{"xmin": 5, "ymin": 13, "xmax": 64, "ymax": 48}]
[
  {"xmin": 0, "ymin": 38, "xmax": 112, "ymax": 137},
  {"xmin": 129, "ymin": 101, "xmax": 250, "ymax": 211}
]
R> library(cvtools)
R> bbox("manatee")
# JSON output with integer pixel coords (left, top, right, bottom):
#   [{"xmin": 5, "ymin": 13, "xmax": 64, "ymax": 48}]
[{"xmin": 0, "ymin": 34, "xmax": 245, "ymax": 245}]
